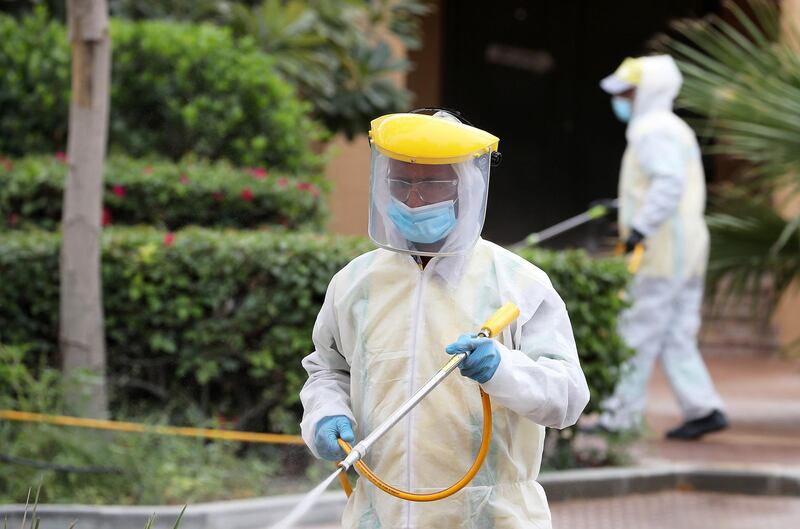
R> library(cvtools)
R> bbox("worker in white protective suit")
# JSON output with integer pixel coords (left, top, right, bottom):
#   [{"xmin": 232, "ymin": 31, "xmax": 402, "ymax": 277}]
[
  {"xmin": 598, "ymin": 55, "xmax": 728, "ymax": 439},
  {"xmin": 300, "ymin": 109, "xmax": 590, "ymax": 529}
]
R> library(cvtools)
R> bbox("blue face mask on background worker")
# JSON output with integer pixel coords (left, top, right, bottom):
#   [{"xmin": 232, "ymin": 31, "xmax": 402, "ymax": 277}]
[
  {"xmin": 611, "ymin": 96, "xmax": 633, "ymax": 123},
  {"xmin": 299, "ymin": 109, "xmax": 590, "ymax": 529}
]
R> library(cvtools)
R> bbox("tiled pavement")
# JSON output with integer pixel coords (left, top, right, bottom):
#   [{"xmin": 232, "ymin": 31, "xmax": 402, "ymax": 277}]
[{"xmin": 301, "ymin": 491, "xmax": 800, "ymax": 529}]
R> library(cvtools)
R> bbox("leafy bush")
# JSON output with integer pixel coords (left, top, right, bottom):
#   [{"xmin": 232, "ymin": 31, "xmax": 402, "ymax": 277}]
[
  {"xmin": 0, "ymin": 229, "xmax": 630, "ymax": 440},
  {"xmin": 515, "ymin": 248, "xmax": 632, "ymax": 417},
  {"xmin": 0, "ymin": 345, "xmax": 325, "ymax": 506},
  {"xmin": 0, "ymin": 155, "xmax": 326, "ymax": 231},
  {"xmin": 0, "ymin": 10, "xmax": 70, "ymax": 154},
  {"xmin": 515, "ymin": 248, "xmax": 633, "ymax": 469},
  {"xmin": 230, "ymin": 0, "xmax": 421, "ymax": 138},
  {"xmin": 0, "ymin": 228, "xmax": 374, "ymax": 435},
  {"xmin": 86, "ymin": 0, "xmax": 430, "ymax": 138},
  {"xmin": 0, "ymin": 9, "xmax": 324, "ymax": 173}
]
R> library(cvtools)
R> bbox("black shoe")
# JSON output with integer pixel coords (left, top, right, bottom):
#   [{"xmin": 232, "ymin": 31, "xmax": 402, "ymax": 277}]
[{"xmin": 666, "ymin": 410, "xmax": 728, "ymax": 440}]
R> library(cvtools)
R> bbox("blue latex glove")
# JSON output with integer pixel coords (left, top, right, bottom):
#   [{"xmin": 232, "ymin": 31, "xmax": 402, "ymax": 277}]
[
  {"xmin": 445, "ymin": 333, "xmax": 502, "ymax": 384},
  {"xmin": 314, "ymin": 415, "xmax": 355, "ymax": 461}
]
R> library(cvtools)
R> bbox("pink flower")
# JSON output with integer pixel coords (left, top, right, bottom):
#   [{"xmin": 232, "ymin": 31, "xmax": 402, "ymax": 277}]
[
  {"xmin": 179, "ymin": 174, "xmax": 190, "ymax": 185},
  {"xmin": 248, "ymin": 167, "xmax": 268, "ymax": 179},
  {"xmin": 112, "ymin": 184, "xmax": 126, "ymax": 198},
  {"xmin": 102, "ymin": 207, "xmax": 112, "ymax": 227},
  {"xmin": 143, "ymin": 165, "xmax": 153, "ymax": 174},
  {"xmin": 212, "ymin": 191, "xmax": 224, "ymax": 202},
  {"xmin": 164, "ymin": 232, "xmax": 175, "ymax": 247},
  {"xmin": 297, "ymin": 182, "xmax": 321, "ymax": 198},
  {"xmin": 0, "ymin": 157, "xmax": 12, "ymax": 172},
  {"xmin": 277, "ymin": 177, "xmax": 288, "ymax": 188},
  {"xmin": 55, "ymin": 151, "xmax": 68, "ymax": 163},
  {"xmin": 8, "ymin": 212, "xmax": 19, "ymax": 226},
  {"xmin": 241, "ymin": 188, "xmax": 254, "ymax": 202}
]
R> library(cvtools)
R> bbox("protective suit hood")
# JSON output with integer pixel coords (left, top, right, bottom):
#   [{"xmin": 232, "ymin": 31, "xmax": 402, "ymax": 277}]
[{"xmin": 631, "ymin": 55, "xmax": 682, "ymax": 119}]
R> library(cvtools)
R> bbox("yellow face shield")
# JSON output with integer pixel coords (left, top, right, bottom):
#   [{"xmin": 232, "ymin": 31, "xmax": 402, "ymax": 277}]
[
  {"xmin": 369, "ymin": 113, "xmax": 500, "ymax": 165},
  {"xmin": 601, "ymin": 56, "xmax": 644, "ymax": 94}
]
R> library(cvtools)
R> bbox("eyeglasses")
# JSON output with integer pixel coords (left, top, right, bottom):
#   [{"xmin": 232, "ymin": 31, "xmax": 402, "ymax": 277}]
[
  {"xmin": 389, "ymin": 179, "xmax": 457, "ymax": 203},
  {"xmin": 388, "ymin": 178, "xmax": 458, "ymax": 204}
]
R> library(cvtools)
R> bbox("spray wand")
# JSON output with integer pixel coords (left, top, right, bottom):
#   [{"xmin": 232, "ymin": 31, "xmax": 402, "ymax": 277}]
[{"xmin": 336, "ymin": 302, "xmax": 520, "ymax": 501}]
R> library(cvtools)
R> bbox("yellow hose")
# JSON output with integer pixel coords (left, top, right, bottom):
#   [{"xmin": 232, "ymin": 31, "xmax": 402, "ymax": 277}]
[
  {"xmin": 336, "ymin": 387, "xmax": 492, "ymax": 502},
  {"xmin": 0, "ymin": 409, "xmax": 304, "ymax": 445}
]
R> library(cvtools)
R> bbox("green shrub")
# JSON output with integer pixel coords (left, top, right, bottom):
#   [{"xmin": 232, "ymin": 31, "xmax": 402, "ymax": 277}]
[
  {"xmin": 229, "ymin": 0, "xmax": 419, "ymax": 138},
  {"xmin": 515, "ymin": 248, "xmax": 633, "ymax": 418},
  {"xmin": 515, "ymin": 248, "xmax": 633, "ymax": 470},
  {"xmin": 0, "ymin": 230, "xmax": 630, "ymax": 440},
  {"xmin": 0, "ymin": 9, "xmax": 324, "ymax": 173},
  {"xmin": 0, "ymin": 155, "xmax": 326, "ymax": 231},
  {"xmin": 0, "ymin": 9, "xmax": 70, "ymax": 154},
  {"xmin": 0, "ymin": 228, "xmax": 374, "ymax": 434},
  {"xmin": 0, "ymin": 345, "xmax": 324, "ymax": 506}
]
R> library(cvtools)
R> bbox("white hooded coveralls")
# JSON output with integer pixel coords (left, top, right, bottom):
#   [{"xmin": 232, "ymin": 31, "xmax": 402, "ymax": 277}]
[
  {"xmin": 300, "ymin": 239, "xmax": 589, "ymax": 529},
  {"xmin": 601, "ymin": 55, "xmax": 725, "ymax": 431}
]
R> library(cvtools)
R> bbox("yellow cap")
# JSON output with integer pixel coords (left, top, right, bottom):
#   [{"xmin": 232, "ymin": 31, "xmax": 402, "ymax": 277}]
[
  {"xmin": 614, "ymin": 57, "xmax": 643, "ymax": 86},
  {"xmin": 369, "ymin": 113, "xmax": 500, "ymax": 165}
]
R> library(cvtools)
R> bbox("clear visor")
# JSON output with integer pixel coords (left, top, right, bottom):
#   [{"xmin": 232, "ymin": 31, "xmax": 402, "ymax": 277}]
[{"xmin": 368, "ymin": 144, "xmax": 492, "ymax": 257}]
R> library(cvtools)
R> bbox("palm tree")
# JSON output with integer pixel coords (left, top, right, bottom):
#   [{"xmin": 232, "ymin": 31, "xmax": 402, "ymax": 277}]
[
  {"xmin": 230, "ymin": 0, "xmax": 430, "ymax": 138},
  {"xmin": 656, "ymin": 0, "xmax": 800, "ymax": 322}
]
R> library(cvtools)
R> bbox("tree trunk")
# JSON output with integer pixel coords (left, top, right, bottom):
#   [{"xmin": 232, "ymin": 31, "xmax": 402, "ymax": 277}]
[{"xmin": 60, "ymin": 0, "xmax": 111, "ymax": 418}]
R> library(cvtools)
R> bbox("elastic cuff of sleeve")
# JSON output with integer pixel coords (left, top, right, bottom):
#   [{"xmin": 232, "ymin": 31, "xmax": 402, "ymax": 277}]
[{"xmin": 480, "ymin": 341, "xmax": 515, "ymax": 394}]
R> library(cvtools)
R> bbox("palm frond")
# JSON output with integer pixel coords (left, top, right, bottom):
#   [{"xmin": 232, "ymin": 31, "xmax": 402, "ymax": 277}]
[
  {"xmin": 706, "ymin": 197, "xmax": 800, "ymax": 313},
  {"xmin": 658, "ymin": 0, "xmax": 800, "ymax": 192}
]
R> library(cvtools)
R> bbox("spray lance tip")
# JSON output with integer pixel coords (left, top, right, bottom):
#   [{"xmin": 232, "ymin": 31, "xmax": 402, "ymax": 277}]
[{"xmin": 338, "ymin": 442, "xmax": 366, "ymax": 471}]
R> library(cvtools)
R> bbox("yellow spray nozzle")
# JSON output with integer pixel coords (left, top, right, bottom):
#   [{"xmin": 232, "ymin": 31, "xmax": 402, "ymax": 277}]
[
  {"xmin": 479, "ymin": 303, "xmax": 520, "ymax": 338},
  {"xmin": 627, "ymin": 244, "xmax": 645, "ymax": 274}
]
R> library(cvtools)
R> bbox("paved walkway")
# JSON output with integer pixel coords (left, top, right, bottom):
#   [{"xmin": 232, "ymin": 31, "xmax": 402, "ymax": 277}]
[
  {"xmin": 301, "ymin": 490, "xmax": 800, "ymax": 529},
  {"xmin": 634, "ymin": 355, "xmax": 800, "ymax": 467},
  {"xmin": 551, "ymin": 490, "xmax": 800, "ymax": 529}
]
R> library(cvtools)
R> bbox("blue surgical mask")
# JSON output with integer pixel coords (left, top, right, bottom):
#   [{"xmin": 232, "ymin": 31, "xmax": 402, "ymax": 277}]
[
  {"xmin": 387, "ymin": 198, "xmax": 457, "ymax": 244},
  {"xmin": 611, "ymin": 96, "xmax": 633, "ymax": 123}
]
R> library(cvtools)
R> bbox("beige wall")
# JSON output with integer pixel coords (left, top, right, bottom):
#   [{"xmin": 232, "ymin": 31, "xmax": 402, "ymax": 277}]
[
  {"xmin": 325, "ymin": 135, "xmax": 372, "ymax": 236},
  {"xmin": 773, "ymin": 0, "xmax": 800, "ymax": 352}
]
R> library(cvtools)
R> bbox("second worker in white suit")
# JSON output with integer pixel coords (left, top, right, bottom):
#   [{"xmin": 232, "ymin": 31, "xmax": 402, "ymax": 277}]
[{"xmin": 598, "ymin": 55, "xmax": 728, "ymax": 440}]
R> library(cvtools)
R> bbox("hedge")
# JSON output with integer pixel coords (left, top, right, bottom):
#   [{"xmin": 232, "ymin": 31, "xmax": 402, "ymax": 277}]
[
  {"xmin": 0, "ymin": 9, "xmax": 324, "ymax": 173},
  {"xmin": 0, "ymin": 155, "xmax": 326, "ymax": 230},
  {"xmin": 514, "ymin": 248, "xmax": 632, "ymax": 417},
  {"xmin": 0, "ymin": 229, "xmax": 630, "ymax": 435}
]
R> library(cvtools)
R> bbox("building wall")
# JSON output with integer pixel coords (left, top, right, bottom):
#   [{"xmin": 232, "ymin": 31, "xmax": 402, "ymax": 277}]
[
  {"xmin": 407, "ymin": 0, "xmax": 444, "ymax": 108},
  {"xmin": 773, "ymin": 0, "xmax": 800, "ymax": 351},
  {"xmin": 324, "ymin": 135, "xmax": 372, "ymax": 236}
]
